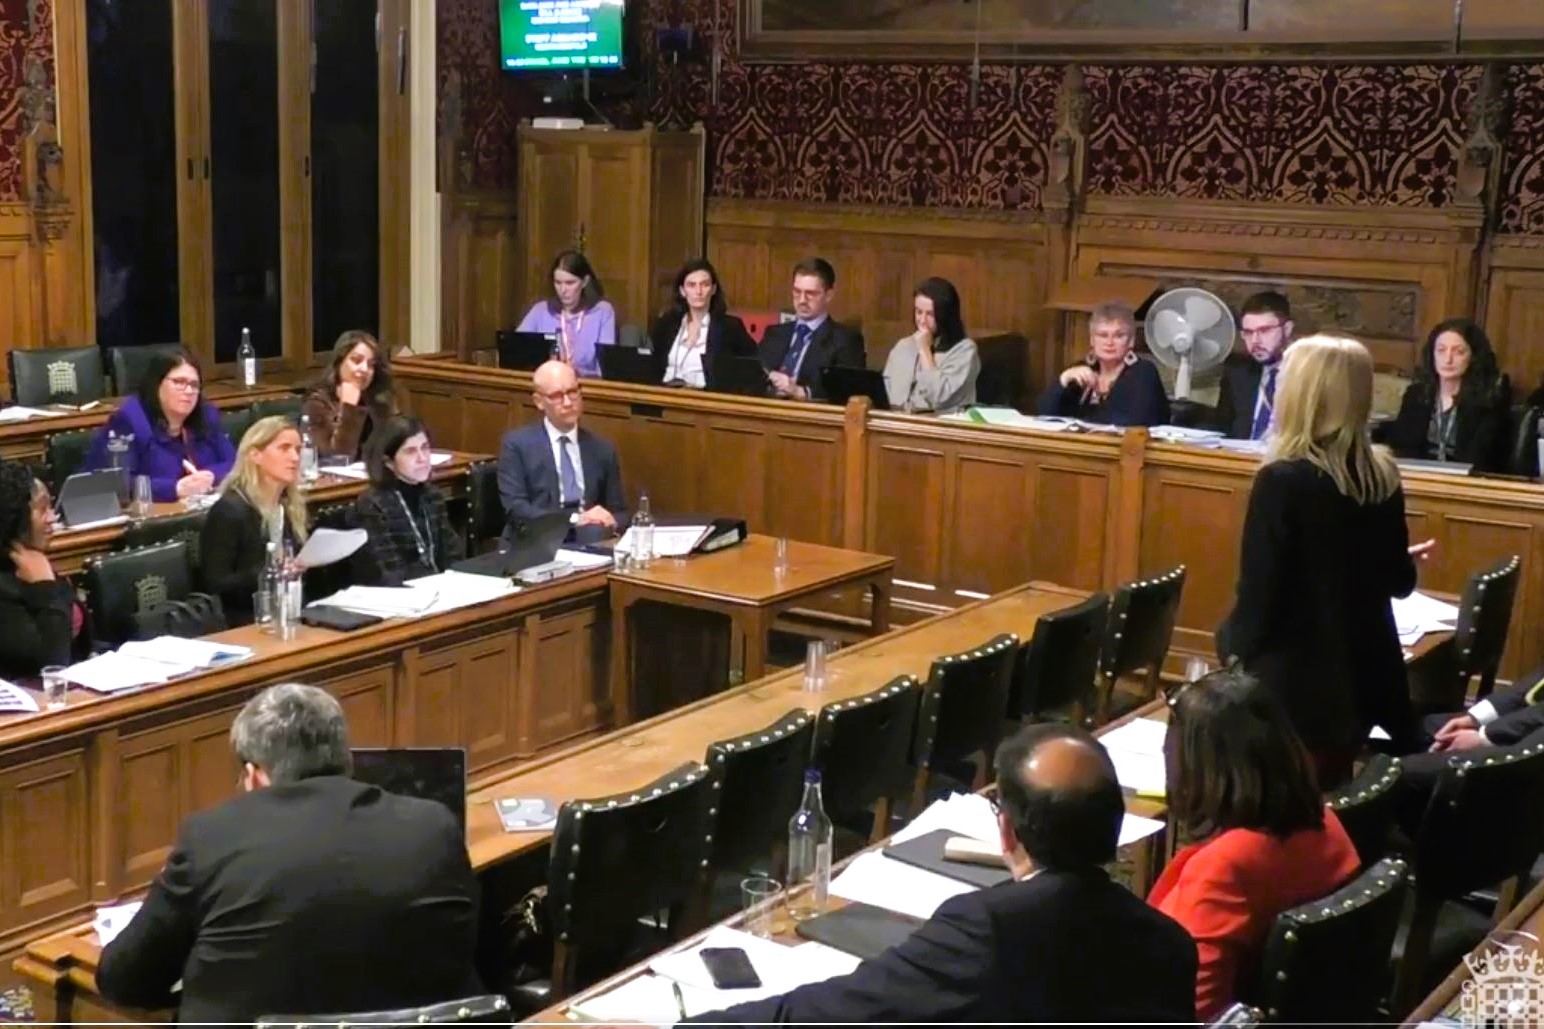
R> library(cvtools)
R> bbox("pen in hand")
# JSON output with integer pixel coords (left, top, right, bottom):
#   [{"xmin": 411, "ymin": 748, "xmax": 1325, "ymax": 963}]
[
  {"xmin": 672, "ymin": 979, "xmax": 688, "ymax": 1019},
  {"xmin": 182, "ymin": 459, "xmax": 199, "ymax": 475}
]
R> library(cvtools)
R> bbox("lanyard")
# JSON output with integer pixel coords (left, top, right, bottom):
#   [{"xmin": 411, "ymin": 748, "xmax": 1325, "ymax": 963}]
[
  {"xmin": 559, "ymin": 309, "xmax": 585, "ymax": 363},
  {"xmin": 667, "ymin": 316, "xmax": 706, "ymax": 382},
  {"xmin": 393, "ymin": 490, "xmax": 436, "ymax": 573}
]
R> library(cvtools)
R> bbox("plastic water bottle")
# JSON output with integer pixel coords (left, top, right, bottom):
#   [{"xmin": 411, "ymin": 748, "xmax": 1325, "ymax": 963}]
[
  {"xmin": 632, "ymin": 492, "xmax": 655, "ymax": 568},
  {"xmin": 299, "ymin": 414, "xmax": 319, "ymax": 483},
  {"xmin": 786, "ymin": 768, "xmax": 833, "ymax": 921},
  {"xmin": 238, "ymin": 327, "xmax": 257, "ymax": 387},
  {"xmin": 1536, "ymin": 415, "xmax": 1543, "ymax": 481}
]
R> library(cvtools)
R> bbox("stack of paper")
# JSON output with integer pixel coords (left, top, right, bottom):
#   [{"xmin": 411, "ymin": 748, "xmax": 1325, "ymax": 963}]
[
  {"xmin": 569, "ymin": 974, "xmax": 721, "ymax": 1022},
  {"xmin": 403, "ymin": 570, "xmax": 519, "ymax": 614},
  {"xmin": 1391, "ymin": 591, "xmax": 1460, "ymax": 645},
  {"xmin": 616, "ymin": 525, "xmax": 711, "ymax": 559},
  {"xmin": 62, "ymin": 652, "xmax": 183, "ymax": 693},
  {"xmin": 0, "ymin": 406, "xmax": 67, "ymax": 423},
  {"xmin": 93, "ymin": 901, "xmax": 143, "ymax": 947},
  {"xmin": 1149, "ymin": 425, "xmax": 1226, "ymax": 445},
  {"xmin": 830, "ymin": 851, "xmax": 976, "ymax": 920},
  {"xmin": 556, "ymin": 548, "xmax": 615, "ymax": 571},
  {"xmin": 648, "ymin": 926, "xmax": 861, "ymax": 1006},
  {"xmin": 1099, "ymin": 716, "xmax": 1169, "ymax": 798},
  {"xmin": 119, "ymin": 636, "xmax": 253, "ymax": 670},
  {"xmin": 1214, "ymin": 437, "xmax": 1267, "ymax": 455},
  {"xmin": 313, "ymin": 585, "xmax": 442, "ymax": 618},
  {"xmin": 890, "ymin": 792, "xmax": 999, "ymax": 846},
  {"xmin": 0, "ymin": 679, "xmax": 39, "ymax": 713}
]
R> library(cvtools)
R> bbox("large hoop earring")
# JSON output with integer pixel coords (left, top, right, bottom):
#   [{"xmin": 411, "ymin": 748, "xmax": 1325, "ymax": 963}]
[
  {"xmin": 1123, "ymin": 350, "xmax": 1138, "ymax": 366},
  {"xmin": 1084, "ymin": 351, "xmax": 1097, "ymax": 366}
]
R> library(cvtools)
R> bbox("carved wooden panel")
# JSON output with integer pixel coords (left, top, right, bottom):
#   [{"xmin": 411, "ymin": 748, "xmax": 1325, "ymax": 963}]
[
  {"xmin": 521, "ymin": 604, "xmax": 606, "ymax": 755},
  {"xmin": 1031, "ymin": 464, "xmax": 1113, "ymax": 592},
  {"xmin": 765, "ymin": 428, "xmax": 845, "ymax": 546},
  {"xmin": 1482, "ymin": 246, "xmax": 1544, "ymax": 398},
  {"xmin": 414, "ymin": 628, "xmax": 522, "ymax": 774},
  {"xmin": 0, "ymin": 225, "xmax": 38, "ymax": 359},
  {"xmin": 584, "ymin": 403, "xmax": 702, "ymax": 515},
  {"xmin": 323, "ymin": 666, "xmax": 394, "ymax": 748},
  {"xmin": 0, "ymin": 749, "xmax": 89, "ymax": 932},
  {"xmin": 1138, "ymin": 470, "xmax": 1251, "ymax": 649},
  {"xmin": 866, "ymin": 441, "xmax": 946, "ymax": 593},
  {"xmin": 946, "ymin": 451, "xmax": 1035, "ymax": 598}
]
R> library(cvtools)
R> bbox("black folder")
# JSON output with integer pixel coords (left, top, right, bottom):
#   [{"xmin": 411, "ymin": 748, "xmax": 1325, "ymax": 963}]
[
  {"xmin": 881, "ymin": 828, "xmax": 1013, "ymax": 888},
  {"xmin": 793, "ymin": 901, "xmax": 922, "ymax": 960}
]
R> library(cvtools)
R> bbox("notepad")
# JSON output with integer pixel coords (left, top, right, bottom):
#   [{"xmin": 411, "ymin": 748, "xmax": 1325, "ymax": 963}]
[
  {"xmin": 118, "ymin": 637, "xmax": 253, "ymax": 670},
  {"xmin": 830, "ymin": 851, "xmax": 977, "ymax": 920}
]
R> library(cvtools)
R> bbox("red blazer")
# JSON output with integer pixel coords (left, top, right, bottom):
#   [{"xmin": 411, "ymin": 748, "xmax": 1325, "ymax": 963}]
[{"xmin": 1147, "ymin": 808, "xmax": 1361, "ymax": 1020}]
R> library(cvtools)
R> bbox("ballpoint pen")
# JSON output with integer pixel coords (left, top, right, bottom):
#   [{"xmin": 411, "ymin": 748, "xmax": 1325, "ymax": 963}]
[{"xmin": 672, "ymin": 979, "xmax": 688, "ymax": 1020}]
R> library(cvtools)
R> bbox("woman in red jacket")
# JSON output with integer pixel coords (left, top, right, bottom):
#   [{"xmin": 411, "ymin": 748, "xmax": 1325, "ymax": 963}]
[{"xmin": 1149, "ymin": 666, "xmax": 1362, "ymax": 1020}]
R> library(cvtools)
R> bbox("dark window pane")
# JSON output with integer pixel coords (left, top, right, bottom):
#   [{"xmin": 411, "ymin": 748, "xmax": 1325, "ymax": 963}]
[
  {"xmin": 311, "ymin": 0, "xmax": 379, "ymax": 352},
  {"xmin": 88, "ymin": 0, "xmax": 181, "ymax": 351},
  {"xmin": 209, "ymin": 0, "xmax": 281, "ymax": 360}
]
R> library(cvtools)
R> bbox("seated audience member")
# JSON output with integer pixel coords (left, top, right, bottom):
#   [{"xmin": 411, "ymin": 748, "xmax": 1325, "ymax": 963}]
[
  {"xmin": 1392, "ymin": 665, "xmax": 1544, "ymax": 835},
  {"xmin": 759, "ymin": 257, "xmax": 866, "ymax": 401},
  {"xmin": 497, "ymin": 360, "xmax": 627, "ymax": 545},
  {"xmin": 1213, "ymin": 291, "xmax": 1294, "ymax": 441},
  {"xmin": 85, "ymin": 348, "xmax": 235, "ymax": 502},
  {"xmin": 302, "ymin": 330, "xmax": 400, "ymax": 462},
  {"xmin": 882, "ymin": 277, "xmax": 980, "ymax": 413},
  {"xmin": 96, "ymin": 683, "xmax": 482, "ymax": 1023},
  {"xmin": 353, "ymin": 416, "xmax": 463, "ymax": 586},
  {"xmin": 0, "ymin": 462, "xmax": 78, "ymax": 676},
  {"xmin": 1383, "ymin": 318, "xmax": 1510, "ymax": 469},
  {"xmin": 200, "ymin": 417, "xmax": 309, "ymax": 626},
  {"xmin": 684, "ymin": 723, "xmax": 1198, "ymax": 1023},
  {"xmin": 1151, "ymin": 667, "xmax": 1361, "ymax": 1021},
  {"xmin": 516, "ymin": 249, "xmax": 616, "ymax": 378},
  {"xmin": 1039, "ymin": 302, "xmax": 1170, "ymax": 426},
  {"xmin": 647, "ymin": 258, "xmax": 756, "ymax": 390}
]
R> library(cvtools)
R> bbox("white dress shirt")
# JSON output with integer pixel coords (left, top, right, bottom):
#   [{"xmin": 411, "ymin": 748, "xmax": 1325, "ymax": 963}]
[
  {"xmin": 664, "ymin": 314, "xmax": 709, "ymax": 389},
  {"xmin": 543, "ymin": 417, "xmax": 585, "ymax": 503}
]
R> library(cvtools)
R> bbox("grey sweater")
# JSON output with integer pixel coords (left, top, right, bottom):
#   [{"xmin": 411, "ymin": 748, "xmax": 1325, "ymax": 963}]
[{"xmin": 883, "ymin": 334, "xmax": 981, "ymax": 413}]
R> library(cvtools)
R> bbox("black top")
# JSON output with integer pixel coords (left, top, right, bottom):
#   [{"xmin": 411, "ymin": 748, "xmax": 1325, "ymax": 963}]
[
  {"xmin": 199, "ymin": 491, "xmax": 300, "ymax": 627},
  {"xmin": 758, "ymin": 318, "xmax": 868, "ymax": 401},
  {"xmin": 687, "ymin": 868, "xmax": 1197, "ymax": 1023},
  {"xmin": 354, "ymin": 479, "xmax": 465, "ymax": 586},
  {"xmin": 1036, "ymin": 357, "xmax": 1172, "ymax": 427},
  {"xmin": 1383, "ymin": 377, "xmax": 1511, "ymax": 470},
  {"xmin": 1212, "ymin": 354, "xmax": 1267, "ymax": 439},
  {"xmin": 95, "ymin": 775, "xmax": 482, "ymax": 1024},
  {"xmin": 646, "ymin": 311, "xmax": 757, "ymax": 391},
  {"xmin": 1218, "ymin": 458, "xmax": 1416, "ymax": 756},
  {"xmin": 0, "ymin": 570, "xmax": 73, "ymax": 678}
]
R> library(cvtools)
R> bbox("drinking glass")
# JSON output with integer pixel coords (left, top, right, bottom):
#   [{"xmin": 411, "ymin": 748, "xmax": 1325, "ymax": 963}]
[
  {"xmin": 42, "ymin": 665, "xmax": 67, "ymax": 710},
  {"xmin": 773, "ymin": 536, "xmax": 790, "ymax": 577},
  {"xmin": 741, "ymin": 875, "xmax": 782, "ymax": 938},
  {"xmin": 803, "ymin": 640, "xmax": 829, "ymax": 693},
  {"xmin": 131, "ymin": 475, "xmax": 153, "ymax": 518}
]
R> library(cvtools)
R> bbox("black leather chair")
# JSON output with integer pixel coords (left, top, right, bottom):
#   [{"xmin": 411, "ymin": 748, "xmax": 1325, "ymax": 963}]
[
  {"xmin": 44, "ymin": 428, "xmax": 96, "ymax": 495},
  {"xmin": 704, "ymin": 707, "xmax": 815, "ymax": 877},
  {"xmin": 466, "ymin": 459, "xmax": 506, "ymax": 553},
  {"xmin": 256, "ymin": 994, "xmax": 511, "ymax": 1027},
  {"xmin": 83, "ymin": 540, "xmax": 194, "ymax": 648},
  {"xmin": 515, "ymin": 761, "xmax": 715, "ymax": 1008},
  {"xmin": 134, "ymin": 591, "xmax": 227, "ymax": 640},
  {"xmin": 107, "ymin": 342, "xmax": 183, "ymax": 396},
  {"xmin": 1246, "ymin": 856, "xmax": 1408, "ymax": 1024},
  {"xmin": 221, "ymin": 405, "xmax": 256, "ymax": 447},
  {"xmin": 1391, "ymin": 741, "xmax": 1544, "ymax": 1013},
  {"xmin": 9, "ymin": 345, "xmax": 108, "ymax": 407},
  {"xmin": 911, "ymin": 634, "xmax": 1018, "ymax": 810},
  {"xmin": 251, "ymin": 395, "xmax": 305, "ymax": 423},
  {"xmin": 1009, "ymin": 592, "xmax": 1109, "ymax": 726},
  {"xmin": 1409, "ymin": 555, "xmax": 1522, "ymax": 714},
  {"xmin": 812, "ymin": 675, "xmax": 921, "ymax": 844},
  {"xmin": 1502, "ymin": 404, "xmax": 1542, "ymax": 478},
  {"xmin": 118, "ymin": 509, "xmax": 208, "ymax": 577},
  {"xmin": 1096, "ymin": 565, "xmax": 1187, "ymax": 722},
  {"xmin": 1326, "ymin": 754, "xmax": 1401, "ymax": 868}
]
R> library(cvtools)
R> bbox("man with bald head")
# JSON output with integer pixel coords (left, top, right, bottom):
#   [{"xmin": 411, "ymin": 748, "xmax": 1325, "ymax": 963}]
[
  {"xmin": 497, "ymin": 359, "xmax": 628, "ymax": 545},
  {"xmin": 684, "ymin": 724, "xmax": 1197, "ymax": 1023}
]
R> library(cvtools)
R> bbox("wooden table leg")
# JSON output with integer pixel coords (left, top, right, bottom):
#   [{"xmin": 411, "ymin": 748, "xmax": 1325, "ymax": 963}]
[
  {"xmin": 740, "ymin": 607, "xmax": 771, "ymax": 684},
  {"xmin": 869, "ymin": 575, "xmax": 892, "ymax": 635},
  {"xmin": 609, "ymin": 589, "xmax": 634, "ymax": 727}
]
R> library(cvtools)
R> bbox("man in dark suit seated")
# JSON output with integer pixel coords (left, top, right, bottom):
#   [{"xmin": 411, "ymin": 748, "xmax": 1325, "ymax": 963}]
[
  {"xmin": 682, "ymin": 723, "xmax": 1198, "ymax": 1024},
  {"xmin": 1213, "ymin": 290, "xmax": 1295, "ymax": 440},
  {"xmin": 497, "ymin": 359, "xmax": 628, "ymax": 545},
  {"xmin": 1393, "ymin": 665, "xmax": 1544, "ymax": 833},
  {"xmin": 759, "ymin": 257, "xmax": 866, "ymax": 403},
  {"xmin": 96, "ymin": 684, "xmax": 482, "ymax": 1023}
]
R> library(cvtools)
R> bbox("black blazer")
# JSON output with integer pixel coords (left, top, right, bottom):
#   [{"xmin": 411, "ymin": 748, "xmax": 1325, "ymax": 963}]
[
  {"xmin": 1212, "ymin": 354, "xmax": 1266, "ymax": 439},
  {"xmin": 647, "ymin": 311, "xmax": 756, "ymax": 391},
  {"xmin": 96, "ymin": 775, "xmax": 481, "ymax": 1024},
  {"xmin": 353, "ymin": 482, "xmax": 465, "ymax": 586},
  {"xmin": 1382, "ymin": 377, "xmax": 1511, "ymax": 470},
  {"xmin": 496, "ymin": 421, "xmax": 628, "ymax": 544},
  {"xmin": 199, "ymin": 491, "xmax": 300, "ymax": 627},
  {"xmin": 1218, "ymin": 458, "xmax": 1416, "ymax": 756},
  {"xmin": 0, "ymin": 570, "xmax": 73, "ymax": 677},
  {"xmin": 686, "ymin": 869, "xmax": 1197, "ymax": 1023},
  {"xmin": 758, "ymin": 317, "xmax": 867, "ymax": 400},
  {"xmin": 1036, "ymin": 356, "xmax": 1171, "ymax": 427}
]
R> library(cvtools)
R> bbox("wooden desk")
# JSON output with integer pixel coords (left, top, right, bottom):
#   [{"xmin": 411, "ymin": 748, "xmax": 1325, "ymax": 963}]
[
  {"xmin": 0, "ymin": 383, "xmax": 296, "ymax": 462},
  {"xmin": 610, "ymin": 535, "xmax": 892, "ymax": 724},
  {"xmin": 397, "ymin": 357, "xmax": 1544, "ymax": 682}
]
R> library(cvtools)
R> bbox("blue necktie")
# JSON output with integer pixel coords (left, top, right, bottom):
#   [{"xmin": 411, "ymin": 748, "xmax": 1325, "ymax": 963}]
[
  {"xmin": 558, "ymin": 436, "xmax": 580, "ymax": 506},
  {"xmin": 781, "ymin": 323, "xmax": 812, "ymax": 376},
  {"xmin": 1251, "ymin": 365, "xmax": 1278, "ymax": 440}
]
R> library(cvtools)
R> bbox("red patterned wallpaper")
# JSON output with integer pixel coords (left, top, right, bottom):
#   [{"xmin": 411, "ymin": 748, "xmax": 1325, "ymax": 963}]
[
  {"xmin": 1502, "ymin": 64, "xmax": 1544, "ymax": 234},
  {"xmin": 0, "ymin": 0, "xmax": 54, "ymax": 201}
]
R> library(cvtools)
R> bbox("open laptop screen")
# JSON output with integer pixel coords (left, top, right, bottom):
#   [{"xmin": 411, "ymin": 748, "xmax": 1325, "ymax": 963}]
[{"xmin": 351, "ymin": 747, "xmax": 467, "ymax": 830}]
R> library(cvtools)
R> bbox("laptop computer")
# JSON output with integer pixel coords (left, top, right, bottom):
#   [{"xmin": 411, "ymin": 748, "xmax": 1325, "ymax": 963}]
[
  {"xmin": 452, "ymin": 507, "xmax": 573, "ymax": 578},
  {"xmin": 712, "ymin": 354, "xmax": 773, "ymax": 397},
  {"xmin": 821, "ymin": 366, "xmax": 891, "ymax": 411},
  {"xmin": 496, "ymin": 330, "xmax": 559, "ymax": 372},
  {"xmin": 598, "ymin": 344, "xmax": 659, "ymax": 385},
  {"xmin": 351, "ymin": 747, "xmax": 468, "ymax": 830},
  {"xmin": 57, "ymin": 469, "xmax": 124, "ymax": 527}
]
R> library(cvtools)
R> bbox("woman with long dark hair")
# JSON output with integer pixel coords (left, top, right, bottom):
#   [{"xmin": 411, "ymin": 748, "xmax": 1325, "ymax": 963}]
[
  {"xmin": 882, "ymin": 276, "xmax": 980, "ymax": 413},
  {"xmin": 303, "ymin": 330, "xmax": 400, "ymax": 461},
  {"xmin": 352, "ymin": 416, "xmax": 463, "ymax": 585},
  {"xmin": 515, "ymin": 250, "xmax": 616, "ymax": 378},
  {"xmin": 647, "ymin": 257, "xmax": 755, "ymax": 391},
  {"xmin": 1384, "ymin": 317, "xmax": 1510, "ymax": 468},
  {"xmin": 0, "ymin": 461, "xmax": 77, "ymax": 676}
]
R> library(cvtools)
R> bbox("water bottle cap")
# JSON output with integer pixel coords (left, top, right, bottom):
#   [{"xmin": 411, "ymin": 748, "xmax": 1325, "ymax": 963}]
[{"xmin": 804, "ymin": 768, "xmax": 821, "ymax": 785}]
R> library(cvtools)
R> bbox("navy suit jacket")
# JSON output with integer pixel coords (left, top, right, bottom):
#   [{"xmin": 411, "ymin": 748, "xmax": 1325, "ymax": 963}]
[
  {"xmin": 1213, "ymin": 354, "xmax": 1266, "ymax": 439},
  {"xmin": 496, "ymin": 421, "xmax": 628, "ymax": 543},
  {"xmin": 758, "ymin": 318, "xmax": 867, "ymax": 401},
  {"xmin": 685, "ymin": 869, "xmax": 1197, "ymax": 1024}
]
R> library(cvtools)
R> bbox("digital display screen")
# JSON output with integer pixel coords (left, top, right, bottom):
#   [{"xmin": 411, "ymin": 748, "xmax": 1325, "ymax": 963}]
[{"xmin": 500, "ymin": 0, "xmax": 625, "ymax": 70}]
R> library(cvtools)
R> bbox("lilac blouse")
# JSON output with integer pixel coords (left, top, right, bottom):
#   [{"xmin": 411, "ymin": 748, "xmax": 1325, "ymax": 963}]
[{"xmin": 516, "ymin": 300, "xmax": 616, "ymax": 378}]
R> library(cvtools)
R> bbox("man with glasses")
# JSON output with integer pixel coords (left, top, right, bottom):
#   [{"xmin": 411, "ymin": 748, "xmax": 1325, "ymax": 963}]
[
  {"xmin": 497, "ymin": 359, "xmax": 627, "ymax": 545},
  {"xmin": 759, "ymin": 258, "xmax": 866, "ymax": 402},
  {"xmin": 1213, "ymin": 291, "xmax": 1296, "ymax": 440}
]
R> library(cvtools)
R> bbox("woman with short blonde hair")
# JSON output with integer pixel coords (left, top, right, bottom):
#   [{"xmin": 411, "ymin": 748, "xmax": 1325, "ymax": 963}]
[{"xmin": 1219, "ymin": 334, "xmax": 1422, "ymax": 787}]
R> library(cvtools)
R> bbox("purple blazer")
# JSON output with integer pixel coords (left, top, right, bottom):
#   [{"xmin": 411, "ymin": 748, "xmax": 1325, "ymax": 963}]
[
  {"xmin": 85, "ymin": 396, "xmax": 236, "ymax": 502},
  {"xmin": 516, "ymin": 300, "xmax": 616, "ymax": 378}
]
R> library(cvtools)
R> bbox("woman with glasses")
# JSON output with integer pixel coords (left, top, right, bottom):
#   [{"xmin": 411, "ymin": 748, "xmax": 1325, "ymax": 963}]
[
  {"xmin": 1150, "ymin": 667, "xmax": 1360, "ymax": 1021},
  {"xmin": 1038, "ymin": 300, "xmax": 1168, "ymax": 426},
  {"xmin": 0, "ymin": 461, "xmax": 80, "ymax": 676},
  {"xmin": 86, "ymin": 348, "xmax": 235, "ymax": 501},
  {"xmin": 1217, "ymin": 334, "xmax": 1427, "ymax": 787}
]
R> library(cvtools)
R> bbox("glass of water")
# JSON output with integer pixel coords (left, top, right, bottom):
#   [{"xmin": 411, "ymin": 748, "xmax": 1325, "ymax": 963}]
[
  {"xmin": 803, "ymin": 639, "xmax": 829, "ymax": 693},
  {"xmin": 774, "ymin": 536, "xmax": 790, "ymax": 577},
  {"xmin": 41, "ymin": 665, "xmax": 67, "ymax": 710},
  {"xmin": 131, "ymin": 475, "xmax": 153, "ymax": 519}
]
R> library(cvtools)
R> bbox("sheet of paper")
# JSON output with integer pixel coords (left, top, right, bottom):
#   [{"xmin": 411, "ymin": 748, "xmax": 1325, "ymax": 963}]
[
  {"xmin": 404, "ymin": 570, "xmax": 519, "ymax": 614},
  {"xmin": 320, "ymin": 462, "xmax": 370, "ymax": 481},
  {"xmin": 616, "ymin": 524, "xmax": 710, "ymax": 558},
  {"xmin": 830, "ymin": 851, "xmax": 976, "ymax": 920},
  {"xmin": 314, "ymin": 585, "xmax": 440, "ymax": 618},
  {"xmin": 63, "ymin": 652, "xmax": 183, "ymax": 693},
  {"xmin": 1149, "ymin": 425, "xmax": 1225, "ymax": 444},
  {"xmin": 1214, "ymin": 437, "xmax": 1267, "ymax": 455},
  {"xmin": 787, "ymin": 941, "xmax": 864, "ymax": 979},
  {"xmin": 296, "ymin": 527, "xmax": 368, "ymax": 568},
  {"xmin": 1119, "ymin": 813, "xmax": 1166, "ymax": 847},
  {"xmin": 57, "ymin": 514, "xmax": 130, "ymax": 534},
  {"xmin": 1109, "ymin": 748, "xmax": 1167, "ymax": 797},
  {"xmin": 118, "ymin": 636, "xmax": 252, "ymax": 669},
  {"xmin": 94, "ymin": 901, "xmax": 143, "ymax": 947},
  {"xmin": 1391, "ymin": 591, "xmax": 1460, "ymax": 639},
  {"xmin": 0, "ymin": 405, "xmax": 66, "ymax": 423},
  {"xmin": 1099, "ymin": 717, "xmax": 1169, "ymax": 758},
  {"xmin": 0, "ymin": 679, "xmax": 39, "ymax": 712},
  {"xmin": 556, "ymin": 547, "xmax": 615, "ymax": 571},
  {"xmin": 568, "ymin": 973, "xmax": 721, "ymax": 1022},
  {"xmin": 650, "ymin": 925, "xmax": 853, "ymax": 998},
  {"xmin": 890, "ymin": 793, "xmax": 999, "ymax": 846},
  {"xmin": 430, "ymin": 451, "xmax": 454, "ymax": 466}
]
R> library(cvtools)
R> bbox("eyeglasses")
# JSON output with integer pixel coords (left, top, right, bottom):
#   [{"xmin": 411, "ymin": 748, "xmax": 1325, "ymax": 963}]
[
  {"xmin": 165, "ymin": 376, "xmax": 202, "ymax": 392},
  {"xmin": 539, "ymin": 387, "xmax": 582, "ymax": 404},
  {"xmin": 1240, "ymin": 322, "xmax": 1284, "ymax": 338}
]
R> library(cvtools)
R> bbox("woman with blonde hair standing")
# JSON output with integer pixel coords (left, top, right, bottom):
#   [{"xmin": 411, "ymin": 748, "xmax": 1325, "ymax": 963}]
[{"xmin": 1218, "ymin": 335, "xmax": 1431, "ymax": 787}]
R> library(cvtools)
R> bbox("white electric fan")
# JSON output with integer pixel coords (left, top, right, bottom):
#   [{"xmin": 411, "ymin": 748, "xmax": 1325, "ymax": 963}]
[{"xmin": 1142, "ymin": 287, "xmax": 1236, "ymax": 399}]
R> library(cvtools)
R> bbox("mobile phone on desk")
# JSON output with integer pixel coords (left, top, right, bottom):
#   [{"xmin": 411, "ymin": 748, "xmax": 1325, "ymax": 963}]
[{"xmin": 699, "ymin": 946, "xmax": 761, "ymax": 989}]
